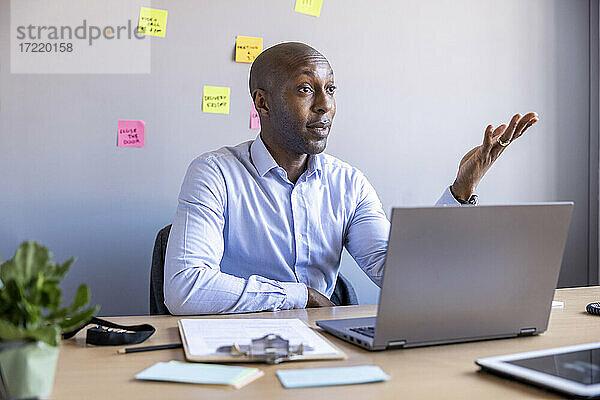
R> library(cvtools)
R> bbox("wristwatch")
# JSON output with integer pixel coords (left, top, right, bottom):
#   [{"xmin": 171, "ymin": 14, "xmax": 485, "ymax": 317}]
[{"xmin": 456, "ymin": 194, "xmax": 478, "ymax": 205}]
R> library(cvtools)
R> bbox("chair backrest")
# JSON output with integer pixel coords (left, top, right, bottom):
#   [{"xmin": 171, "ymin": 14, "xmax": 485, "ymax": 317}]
[
  {"xmin": 330, "ymin": 274, "xmax": 358, "ymax": 307},
  {"xmin": 150, "ymin": 225, "xmax": 172, "ymax": 315},
  {"xmin": 150, "ymin": 225, "xmax": 358, "ymax": 315}
]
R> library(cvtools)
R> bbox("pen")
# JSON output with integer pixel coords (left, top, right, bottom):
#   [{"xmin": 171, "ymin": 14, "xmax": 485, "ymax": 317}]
[{"xmin": 117, "ymin": 343, "xmax": 183, "ymax": 354}]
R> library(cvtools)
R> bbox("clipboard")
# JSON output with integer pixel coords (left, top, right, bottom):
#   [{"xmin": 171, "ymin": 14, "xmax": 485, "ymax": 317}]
[{"xmin": 178, "ymin": 318, "xmax": 346, "ymax": 363}]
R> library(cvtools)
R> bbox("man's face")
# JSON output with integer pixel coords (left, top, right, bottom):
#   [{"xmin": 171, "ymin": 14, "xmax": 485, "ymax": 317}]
[{"xmin": 269, "ymin": 59, "xmax": 336, "ymax": 155}]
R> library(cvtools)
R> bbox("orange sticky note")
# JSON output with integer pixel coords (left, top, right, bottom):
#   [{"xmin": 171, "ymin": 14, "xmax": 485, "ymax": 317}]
[
  {"xmin": 295, "ymin": 0, "xmax": 323, "ymax": 17},
  {"xmin": 235, "ymin": 36, "xmax": 263, "ymax": 63}
]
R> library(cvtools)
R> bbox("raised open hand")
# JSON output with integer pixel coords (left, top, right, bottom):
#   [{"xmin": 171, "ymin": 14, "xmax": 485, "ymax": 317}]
[{"xmin": 450, "ymin": 112, "xmax": 539, "ymax": 201}]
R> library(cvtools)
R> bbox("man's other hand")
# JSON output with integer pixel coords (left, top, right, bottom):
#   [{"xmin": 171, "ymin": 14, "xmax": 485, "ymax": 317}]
[
  {"xmin": 306, "ymin": 287, "xmax": 335, "ymax": 308},
  {"xmin": 451, "ymin": 112, "xmax": 539, "ymax": 201}
]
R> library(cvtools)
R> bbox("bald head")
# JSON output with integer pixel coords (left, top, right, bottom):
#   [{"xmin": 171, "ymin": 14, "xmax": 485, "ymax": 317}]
[
  {"xmin": 249, "ymin": 42, "xmax": 331, "ymax": 96},
  {"xmin": 249, "ymin": 42, "xmax": 336, "ymax": 160}
]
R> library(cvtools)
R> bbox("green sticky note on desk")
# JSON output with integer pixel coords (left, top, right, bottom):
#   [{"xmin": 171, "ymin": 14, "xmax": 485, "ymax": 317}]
[
  {"xmin": 136, "ymin": 361, "xmax": 262, "ymax": 389},
  {"xmin": 276, "ymin": 365, "xmax": 389, "ymax": 388}
]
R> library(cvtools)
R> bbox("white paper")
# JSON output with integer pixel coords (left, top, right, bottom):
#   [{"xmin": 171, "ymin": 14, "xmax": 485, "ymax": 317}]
[
  {"xmin": 179, "ymin": 318, "xmax": 338, "ymax": 357},
  {"xmin": 552, "ymin": 301, "xmax": 564, "ymax": 308}
]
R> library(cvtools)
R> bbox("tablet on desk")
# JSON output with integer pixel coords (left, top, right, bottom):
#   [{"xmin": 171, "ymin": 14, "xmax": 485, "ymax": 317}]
[{"xmin": 476, "ymin": 342, "xmax": 600, "ymax": 398}]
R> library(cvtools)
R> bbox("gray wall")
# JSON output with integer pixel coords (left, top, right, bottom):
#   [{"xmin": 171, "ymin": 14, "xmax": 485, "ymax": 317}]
[{"xmin": 0, "ymin": 0, "xmax": 593, "ymax": 315}]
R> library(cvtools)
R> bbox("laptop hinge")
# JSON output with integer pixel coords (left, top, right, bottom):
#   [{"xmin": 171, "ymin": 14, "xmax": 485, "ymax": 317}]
[
  {"xmin": 386, "ymin": 340, "xmax": 406, "ymax": 349},
  {"xmin": 519, "ymin": 327, "xmax": 536, "ymax": 336}
]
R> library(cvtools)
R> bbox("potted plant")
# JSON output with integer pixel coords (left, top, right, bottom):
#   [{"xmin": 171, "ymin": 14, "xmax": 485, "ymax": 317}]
[{"xmin": 0, "ymin": 241, "xmax": 98, "ymax": 399}]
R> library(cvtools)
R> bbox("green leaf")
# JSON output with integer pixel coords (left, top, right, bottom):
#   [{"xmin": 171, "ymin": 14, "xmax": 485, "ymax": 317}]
[
  {"xmin": 32, "ymin": 274, "xmax": 45, "ymax": 304},
  {"xmin": 60, "ymin": 305, "xmax": 99, "ymax": 333},
  {"xmin": 0, "ymin": 319, "xmax": 26, "ymax": 341},
  {"xmin": 40, "ymin": 282, "xmax": 62, "ymax": 311},
  {"xmin": 44, "ymin": 308, "xmax": 68, "ymax": 323},
  {"xmin": 27, "ymin": 324, "xmax": 61, "ymax": 346},
  {"xmin": 44, "ymin": 257, "xmax": 74, "ymax": 284},
  {"xmin": 0, "ymin": 259, "xmax": 18, "ymax": 286},
  {"xmin": 46, "ymin": 284, "xmax": 89, "ymax": 322},
  {"xmin": 1, "ymin": 281, "xmax": 38, "ymax": 326},
  {"xmin": 0, "ymin": 241, "xmax": 96, "ymax": 346},
  {"xmin": 69, "ymin": 285, "xmax": 90, "ymax": 312},
  {"xmin": 0, "ymin": 320, "xmax": 60, "ymax": 346},
  {"xmin": 0, "ymin": 242, "xmax": 51, "ymax": 284},
  {"xmin": 58, "ymin": 258, "xmax": 74, "ymax": 279}
]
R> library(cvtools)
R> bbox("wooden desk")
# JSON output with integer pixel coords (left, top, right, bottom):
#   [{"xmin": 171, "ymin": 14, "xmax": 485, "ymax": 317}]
[{"xmin": 52, "ymin": 287, "xmax": 600, "ymax": 399}]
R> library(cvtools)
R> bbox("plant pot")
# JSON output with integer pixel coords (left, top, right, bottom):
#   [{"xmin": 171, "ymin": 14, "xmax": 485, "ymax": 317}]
[{"xmin": 0, "ymin": 340, "xmax": 59, "ymax": 400}]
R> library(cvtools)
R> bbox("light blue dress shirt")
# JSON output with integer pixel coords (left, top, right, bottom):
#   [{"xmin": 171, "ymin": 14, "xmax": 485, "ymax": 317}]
[{"xmin": 164, "ymin": 135, "xmax": 460, "ymax": 315}]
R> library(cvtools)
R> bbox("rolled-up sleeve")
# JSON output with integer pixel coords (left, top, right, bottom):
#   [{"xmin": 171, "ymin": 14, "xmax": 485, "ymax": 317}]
[{"xmin": 164, "ymin": 157, "xmax": 307, "ymax": 315}]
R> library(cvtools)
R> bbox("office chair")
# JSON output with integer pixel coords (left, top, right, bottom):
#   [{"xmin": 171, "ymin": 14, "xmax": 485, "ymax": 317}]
[{"xmin": 150, "ymin": 225, "xmax": 358, "ymax": 315}]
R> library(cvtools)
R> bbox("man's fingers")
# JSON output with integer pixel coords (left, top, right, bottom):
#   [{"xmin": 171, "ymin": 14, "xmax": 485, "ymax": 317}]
[
  {"xmin": 484, "ymin": 124, "xmax": 506, "ymax": 154},
  {"xmin": 492, "ymin": 124, "xmax": 508, "ymax": 139},
  {"xmin": 520, "ymin": 119, "xmax": 535, "ymax": 135},
  {"xmin": 490, "ymin": 115, "xmax": 518, "ymax": 159},
  {"xmin": 498, "ymin": 113, "xmax": 520, "ymax": 144},
  {"xmin": 483, "ymin": 124, "xmax": 494, "ymax": 149},
  {"xmin": 513, "ymin": 112, "xmax": 539, "ymax": 140}
]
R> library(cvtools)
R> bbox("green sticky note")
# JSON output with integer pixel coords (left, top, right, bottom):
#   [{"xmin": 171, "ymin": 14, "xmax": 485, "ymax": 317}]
[
  {"xmin": 203, "ymin": 86, "xmax": 231, "ymax": 114},
  {"xmin": 138, "ymin": 7, "xmax": 168, "ymax": 38},
  {"xmin": 231, "ymin": 368, "xmax": 259, "ymax": 385},
  {"xmin": 295, "ymin": 0, "xmax": 324, "ymax": 17}
]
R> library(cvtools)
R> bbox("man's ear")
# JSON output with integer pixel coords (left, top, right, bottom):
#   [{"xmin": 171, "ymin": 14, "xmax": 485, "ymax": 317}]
[{"xmin": 252, "ymin": 89, "xmax": 269, "ymax": 116}]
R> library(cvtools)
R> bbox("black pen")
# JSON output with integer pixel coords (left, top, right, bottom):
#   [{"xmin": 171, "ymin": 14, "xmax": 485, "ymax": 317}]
[{"xmin": 117, "ymin": 343, "xmax": 183, "ymax": 354}]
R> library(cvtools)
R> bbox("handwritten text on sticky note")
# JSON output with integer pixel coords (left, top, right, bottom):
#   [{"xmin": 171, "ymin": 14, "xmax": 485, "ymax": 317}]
[
  {"xmin": 203, "ymin": 86, "xmax": 231, "ymax": 114},
  {"xmin": 118, "ymin": 120, "xmax": 145, "ymax": 147},
  {"xmin": 138, "ymin": 7, "xmax": 168, "ymax": 38},
  {"xmin": 236, "ymin": 36, "xmax": 263, "ymax": 63},
  {"xmin": 250, "ymin": 103, "xmax": 261, "ymax": 129},
  {"xmin": 295, "ymin": 0, "xmax": 323, "ymax": 17}
]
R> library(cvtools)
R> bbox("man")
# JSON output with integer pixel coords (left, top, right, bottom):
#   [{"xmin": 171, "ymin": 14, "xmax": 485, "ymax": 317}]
[{"xmin": 164, "ymin": 42, "xmax": 538, "ymax": 315}]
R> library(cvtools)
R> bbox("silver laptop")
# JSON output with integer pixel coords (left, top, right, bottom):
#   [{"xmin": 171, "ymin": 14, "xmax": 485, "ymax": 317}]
[{"xmin": 316, "ymin": 203, "xmax": 574, "ymax": 351}]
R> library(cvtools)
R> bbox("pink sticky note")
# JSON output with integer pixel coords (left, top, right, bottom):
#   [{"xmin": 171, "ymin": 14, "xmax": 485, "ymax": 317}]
[
  {"xmin": 117, "ymin": 120, "xmax": 145, "ymax": 147},
  {"xmin": 250, "ymin": 103, "xmax": 261, "ymax": 130}
]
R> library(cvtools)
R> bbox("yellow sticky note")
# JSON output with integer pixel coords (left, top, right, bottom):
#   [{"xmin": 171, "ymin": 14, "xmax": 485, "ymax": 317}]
[
  {"xmin": 295, "ymin": 0, "xmax": 323, "ymax": 17},
  {"xmin": 235, "ymin": 36, "xmax": 263, "ymax": 63},
  {"xmin": 203, "ymin": 86, "xmax": 230, "ymax": 114},
  {"xmin": 138, "ymin": 7, "xmax": 168, "ymax": 38}
]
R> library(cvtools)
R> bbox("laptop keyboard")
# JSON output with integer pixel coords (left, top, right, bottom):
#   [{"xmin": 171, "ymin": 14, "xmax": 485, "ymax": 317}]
[{"xmin": 349, "ymin": 326, "xmax": 375, "ymax": 338}]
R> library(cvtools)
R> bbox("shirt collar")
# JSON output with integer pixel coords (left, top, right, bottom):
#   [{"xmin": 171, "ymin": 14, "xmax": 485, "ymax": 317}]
[
  {"xmin": 306, "ymin": 151, "xmax": 322, "ymax": 178},
  {"xmin": 250, "ymin": 134, "xmax": 323, "ymax": 179},
  {"xmin": 250, "ymin": 134, "xmax": 279, "ymax": 177}
]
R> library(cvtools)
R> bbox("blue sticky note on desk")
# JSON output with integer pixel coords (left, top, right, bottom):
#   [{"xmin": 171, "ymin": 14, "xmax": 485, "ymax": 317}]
[
  {"xmin": 276, "ymin": 365, "xmax": 389, "ymax": 388},
  {"xmin": 136, "ymin": 361, "xmax": 255, "ymax": 385}
]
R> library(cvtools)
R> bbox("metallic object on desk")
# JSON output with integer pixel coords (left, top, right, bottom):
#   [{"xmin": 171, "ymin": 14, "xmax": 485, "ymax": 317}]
[
  {"xmin": 217, "ymin": 334, "xmax": 313, "ymax": 364},
  {"xmin": 92, "ymin": 325, "xmax": 136, "ymax": 334}
]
